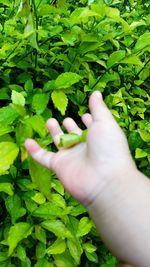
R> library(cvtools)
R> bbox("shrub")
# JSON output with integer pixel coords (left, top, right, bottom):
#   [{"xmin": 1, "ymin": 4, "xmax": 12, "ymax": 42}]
[{"xmin": 0, "ymin": 0, "xmax": 150, "ymax": 266}]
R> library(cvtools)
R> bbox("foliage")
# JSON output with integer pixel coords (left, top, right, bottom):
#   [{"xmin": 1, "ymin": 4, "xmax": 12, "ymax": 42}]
[{"xmin": 0, "ymin": 0, "xmax": 150, "ymax": 266}]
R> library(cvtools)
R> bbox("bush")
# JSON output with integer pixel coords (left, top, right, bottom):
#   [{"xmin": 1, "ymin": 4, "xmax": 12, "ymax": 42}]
[{"xmin": 0, "ymin": 0, "xmax": 150, "ymax": 266}]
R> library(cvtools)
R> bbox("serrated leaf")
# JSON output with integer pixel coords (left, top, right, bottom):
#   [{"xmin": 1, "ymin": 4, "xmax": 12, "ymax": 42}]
[
  {"xmin": 0, "ymin": 142, "xmax": 19, "ymax": 175},
  {"xmin": 7, "ymin": 222, "xmax": 33, "ymax": 256},
  {"xmin": 107, "ymin": 50, "xmax": 126, "ymax": 68},
  {"xmin": 85, "ymin": 251, "xmax": 98, "ymax": 263},
  {"xmin": 0, "ymin": 183, "xmax": 14, "ymax": 196},
  {"xmin": 29, "ymin": 157, "xmax": 51, "ymax": 201},
  {"xmin": 83, "ymin": 242, "xmax": 97, "ymax": 253},
  {"xmin": 11, "ymin": 90, "xmax": 25, "ymax": 106},
  {"xmin": 51, "ymin": 91, "xmax": 68, "ymax": 115},
  {"xmin": 46, "ymin": 239, "xmax": 66, "ymax": 255},
  {"xmin": 41, "ymin": 220, "xmax": 72, "ymax": 238},
  {"xmin": 32, "ymin": 93, "xmax": 49, "ymax": 115},
  {"xmin": 55, "ymin": 72, "xmax": 82, "ymax": 89},
  {"xmin": 76, "ymin": 217, "xmax": 93, "ymax": 237},
  {"xmin": 120, "ymin": 55, "xmax": 143, "ymax": 66}
]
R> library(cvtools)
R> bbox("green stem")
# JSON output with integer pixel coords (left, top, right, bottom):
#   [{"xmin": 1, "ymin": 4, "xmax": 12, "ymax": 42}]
[{"xmin": 32, "ymin": 0, "xmax": 38, "ymax": 68}]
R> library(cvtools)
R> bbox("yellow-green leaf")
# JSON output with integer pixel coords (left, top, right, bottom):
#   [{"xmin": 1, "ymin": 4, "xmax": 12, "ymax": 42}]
[
  {"xmin": 0, "ymin": 142, "xmax": 19, "ymax": 175},
  {"xmin": 51, "ymin": 91, "xmax": 68, "ymax": 116},
  {"xmin": 11, "ymin": 90, "xmax": 26, "ymax": 106},
  {"xmin": 46, "ymin": 239, "xmax": 66, "ymax": 255},
  {"xmin": 8, "ymin": 222, "xmax": 33, "ymax": 256},
  {"xmin": 29, "ymin": 157, "xmax": 51, "ymax": 201},
  {"xmin": 0, "ymin": 183, "xmax": 14, "ymax": 196}
]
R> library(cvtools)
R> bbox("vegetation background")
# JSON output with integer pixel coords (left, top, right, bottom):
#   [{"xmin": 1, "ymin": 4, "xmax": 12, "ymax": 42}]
[{"xmin": 0, "ymin": 0, "xmax": 150, "ymax": 266}]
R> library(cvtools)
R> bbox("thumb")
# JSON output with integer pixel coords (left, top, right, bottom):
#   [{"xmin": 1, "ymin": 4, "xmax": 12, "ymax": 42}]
[{"xmin": 89, "ymin": 91, "xmax": 113, "ymax": 122}]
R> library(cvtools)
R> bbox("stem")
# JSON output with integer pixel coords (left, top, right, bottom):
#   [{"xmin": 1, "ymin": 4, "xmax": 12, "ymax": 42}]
[{"xmin": 32, "ymin": 0, "xmax": 38, "ymax": 69}]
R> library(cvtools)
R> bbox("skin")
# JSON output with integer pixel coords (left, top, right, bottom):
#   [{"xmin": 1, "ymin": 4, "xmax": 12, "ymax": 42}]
[{"xmin": 25, "ymin": 91, "xmax": 150, "ymax": 266}]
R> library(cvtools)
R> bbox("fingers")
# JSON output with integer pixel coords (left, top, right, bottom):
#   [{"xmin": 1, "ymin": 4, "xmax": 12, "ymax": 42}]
[
  {"xmin": 89, "ymin": 91, "xmax": 112, "ymax": 122},
  {"xmin": 82, "ymin": 113, "xmax": 93, "ymax": 128},
  {"xmin": 24, "ymin": 139, "xmax": 55, "ymax": 169},
  {"xmin": 63, "ymin": 118, "xmax": 82, "ymax": 135},
  {"xmin": 46, "ymin": 118, "xmax": 64, "ymax": 146}
]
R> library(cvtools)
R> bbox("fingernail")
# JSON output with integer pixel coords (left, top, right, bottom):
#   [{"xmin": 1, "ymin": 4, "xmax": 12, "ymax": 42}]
[{"xmin": 94, "ymin": 91, "xmax": 103, "ymax": 99}]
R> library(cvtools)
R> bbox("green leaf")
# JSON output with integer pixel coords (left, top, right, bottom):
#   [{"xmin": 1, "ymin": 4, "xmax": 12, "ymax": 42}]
[
  {"xmin": 54, "ymin": 251, "xmax": 76, "ymax": 267},
  {"xmin": 0, "ymin": 123, "xmax": 13, "ymax": 137},
  {"xmin": 67, "ymin": 239, "xmax": 83, "ymax": 265},
  {"xmin": 46, "ymin": 238, "xmax": 66, "ymax": 255},
  {"xmin": 120, "ymin": 55, "xmax": 143, "ymax": 66},
  {"xmin": 107, "ymin": 50, "xmax": 126, "ymax": 68},
  {"xmin": 35, "ymin": 225, "xmax": 46, "ymax": 244},
  {"xmin": 7, "ymin": 222, "xmax": 33, "ymax": 256},
  {"xmin": 105, "ymin": 6, "xmax": 120, "ymax": 19},
  {"xmin": 138, "ymin": 129, "xmax": 150, "ymax": 142},
  {"xmin": 85, "ymin": 251, "xmax": 98, "ymax": 263},
  {"xmin": 29, "ymin": 157, "xmax": 51, "ymax": 201},
  {"xmin": 134, "ymin": 32, "xmax": 150, "ymax": 52},
  {"xmin": 5, "ymin": 194, "xmax": 26, "ymax": 224},
  {"xmin": 51, "ymin": 91, "xmax": 68, "ymax": 116},
  {"xmin": 0, "ymin": 106, "xmax": 19, "ymax": 124},
  {"xmin": 0, "ymin": 142, "xmax": 19, "ymax": 175},
  {"xmin": 0, "ymin": 183, "xmax": 14, "ymax": 196},
  {"xmin": 135, "ymin": 148, "xmax": 148, "ymax": 159},
  {"xmin": 11, "ymin": 90, "xmax": 26, "ymax": 106},
  {"xmin": 41, "ymin": 220, "xmax": 72, "ymax": 238},
  {"xmin": 0, "ymin": 252, "xmax": 8, "ymax": 262},
  {"xmin": 25, "ymin": 115, "xmax": 48, "ymax": 138},
  {"xmin": 55, "ymin": 72, "xmax": 82, "ymax": 89},
  {"xmin": 76, "ymin": 217, "xmax": 93, "ymax": 237},
  {"xmin": 83, "ymin": 242, "xmax": 97, "ymax": 253},
  {"xmin": 17, "ymin": 245, "xmax": 26, "ymax": 262},
  {"xmin": 32, "ymin": 203, "xmax": 63, "ymax": 219},
  {"xmin": 58, "ymin": 130, "xmax": 87, "ymax": 148},
  {"xmin": 32, "ymin": 93, "xmax": 49, "ymax": 115}
]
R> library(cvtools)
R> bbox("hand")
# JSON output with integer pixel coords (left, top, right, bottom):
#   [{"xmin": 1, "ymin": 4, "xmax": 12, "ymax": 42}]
[{"xmin": 25, "ymin": 91, "xmax": 136, "ymax": 206}]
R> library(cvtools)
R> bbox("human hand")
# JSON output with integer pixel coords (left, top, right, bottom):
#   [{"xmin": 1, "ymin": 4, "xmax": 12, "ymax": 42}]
[{"xmin": 25, "ymin": 91, "xmax": 136, "ymax": 206}]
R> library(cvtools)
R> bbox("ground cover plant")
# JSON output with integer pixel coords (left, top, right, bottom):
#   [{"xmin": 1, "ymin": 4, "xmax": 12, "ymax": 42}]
[{"xmin": 0, "ymin": 0, "xmax": 150, "ymax": 266}]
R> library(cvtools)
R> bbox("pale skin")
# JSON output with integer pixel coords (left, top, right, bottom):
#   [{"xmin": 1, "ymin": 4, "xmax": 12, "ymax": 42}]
[{"xmin": 25, "ymin": 91, "xmax": 150, "ymax": 267}]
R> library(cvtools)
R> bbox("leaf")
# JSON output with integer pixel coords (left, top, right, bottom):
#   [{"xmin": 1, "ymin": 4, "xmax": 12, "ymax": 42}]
[
  {"xmin": 0, "ymin": 142, "xmax": 19, "ymax": 175},
  {"xmin": 67, "ymin": 239, "xmax": 83, "ymax": 265},
  {"xmin": 135, "ymin": 148, "xmax": 148, "ymax": 159},
  {"xmin": 11, "ymin": 90, "xmax": 26, "ymax": 106},
  {"xmin": 29, "ymin": 157, "xmax": 51, "ymax": 201},
  {"xmin": 105, "ymin": 6, "xmax": 120, "ymax": 19},
  {"xmin": 51, "ymin": 91, "xmax": 68, "ymax": 116},
  {"xmin": 25, "ymin": 115, "xmax": 48, "ymax": 138},
  {"xmin": 54, "ymin": 251, "xmax": 76, "ymax": 267},
  {"xmin": 85, "ymin": 251, "xmax": 98, "ymax": 263},
  {"xmin": 0, "ymin": 123, "xmax": 13, "ymax": 137},
  {"xmin": 5, "ymin": 194, "xmax": 26, "ymax": 224},
  {"xmin": 55, "ymin": 72, "xmax": 82, "ymax": 89},
  {"xmin": 41, "ymin": 220, "xmax": 72, "ymax": 238},
  {"xmin": 120, "ymin": 55, "xmax": 143, "ymax": 66},
  {"xmin": 107, "ymin": 50, "xmax": 126, "ymax": 68},
  {"xmin": 134, "ymin": 32, "xmax": 150, "ymax": 52},
  {"xmin": 138, "ymin": 129, "xmax": 150, "ymax": 142},
  {"xmin": 32, "ymin": 93, "xmax": 49, "ymax": 115},
  {"xmin": 0, "ymin": 183, "xmax": 14, "ymax": 196},
  {"xmin": 76, "ymin": 217, "xmax": 93, "ymax": 237},
  {"xmin": 46, "ymin": 239, "xmax": 66, "ymax": 255},
  {"xmin": 0, "ymin": 106, "xmax": 19, "ymax": 124},
  {"xmin": 32, "ymin": 203, "xmax": 63, "ymax": 219},
  {"xmin": 35, "ymin": 225, "xmax": 46, "ymax": 244},
  {"xmin": 24, "ymin": 12, "xmax": 38, "ymax": 49},
  {"xmin": 58, "ymin": 130, "xmax": 87, "ymax": 148},
  {"xmin": 83, "ymin": 242, "xmax": 97, "ymax": 253},
  {"xmin": 7, "ymin": 222, "xmax": 33, "ymax": 256}
]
